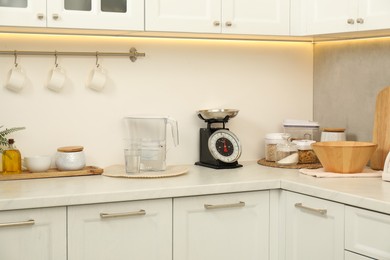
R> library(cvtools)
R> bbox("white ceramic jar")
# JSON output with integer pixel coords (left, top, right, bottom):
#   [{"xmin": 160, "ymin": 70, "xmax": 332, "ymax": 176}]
[{"xmin": 55, "ymin": 146, "xmax": 86, "ymax": 171}]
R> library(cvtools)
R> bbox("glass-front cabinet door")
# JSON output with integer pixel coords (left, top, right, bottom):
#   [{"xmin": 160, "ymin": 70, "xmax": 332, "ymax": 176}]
[
  {"xmin": 0, "ymin": 0, "xmax": 46, "ymax": 27},
  {"xmin": 47, "ymin": 0, "xmax": 144, "ymax": 30}
]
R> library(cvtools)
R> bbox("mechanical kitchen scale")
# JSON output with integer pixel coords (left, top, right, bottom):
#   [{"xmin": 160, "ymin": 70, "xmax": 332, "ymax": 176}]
[{"xmin": 195, "ymin": 109, "xmax": 242, "ymax": 169}]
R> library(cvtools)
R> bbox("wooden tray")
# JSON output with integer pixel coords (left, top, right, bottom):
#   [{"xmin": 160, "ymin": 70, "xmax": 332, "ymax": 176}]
[
  {"xmin": 257, "ymin": 158, "xmax": 322, "ymax": 169},
  {"xmin": 0, "ymin": 166, "xmax": 103, "ymax": 181}
]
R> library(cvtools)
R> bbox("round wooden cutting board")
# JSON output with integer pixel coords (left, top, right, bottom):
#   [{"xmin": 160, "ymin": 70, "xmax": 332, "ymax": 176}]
[{"xmin": 371, "ymin": 86, "xmax": 390, "ymax": 170}]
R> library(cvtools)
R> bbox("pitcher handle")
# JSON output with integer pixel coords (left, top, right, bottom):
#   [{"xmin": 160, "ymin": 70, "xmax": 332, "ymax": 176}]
[{"xmin": 167, "ymin": 117, "xmax": 179, "ymax": 147}]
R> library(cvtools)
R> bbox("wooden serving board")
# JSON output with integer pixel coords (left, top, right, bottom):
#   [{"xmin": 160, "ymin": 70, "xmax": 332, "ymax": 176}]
[
  {"xmin": 0, "ymin": 166, "xmax": 103, "ymax": 181},
  {"xmin": 257, "ymin": 158, "xmax": 322, "ymax": 169},
  {"xmin": 371, "ymin": 86, "xmax": 390, "ymax": 170}
]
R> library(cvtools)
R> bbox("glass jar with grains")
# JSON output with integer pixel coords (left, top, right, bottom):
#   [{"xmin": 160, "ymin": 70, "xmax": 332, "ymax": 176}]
[{"xmin": 264, "ymin": 133, "xmax": 290, "ymax": 162}]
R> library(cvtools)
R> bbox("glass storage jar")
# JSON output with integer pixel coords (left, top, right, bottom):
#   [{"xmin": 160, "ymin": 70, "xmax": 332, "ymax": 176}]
[
  {"xmin": 275, "ymin": 134, "xmax": 298, "ymax": 166},
  {"xmin": 292, "ymin": 140, "xmax": 319, "ymax": 164},
  {"xmin": 264, "ymin": 133, "xmax": 290, "ymax": 162}
]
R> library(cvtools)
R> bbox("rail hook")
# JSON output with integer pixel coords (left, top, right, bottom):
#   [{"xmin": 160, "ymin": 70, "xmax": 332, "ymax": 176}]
[
  {"xmin": 13, "ymin": 50, "xmax": 18, "ymax": 68},
  {"xmin": 95, "ymin": 51, "xmax": 100, "ymax": 68},
  {"xmin": 54, "ymin": 51, "xmax": 58, "ymax": 67}
]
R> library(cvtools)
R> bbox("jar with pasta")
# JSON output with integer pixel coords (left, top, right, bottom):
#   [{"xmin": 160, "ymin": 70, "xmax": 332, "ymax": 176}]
[{"xmin": 292, "ymin": 140, "xmax": 319, "ymax": 164}]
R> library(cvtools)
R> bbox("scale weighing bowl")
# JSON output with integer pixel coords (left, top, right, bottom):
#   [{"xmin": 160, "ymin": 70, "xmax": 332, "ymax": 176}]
[{"xmin": 197, "ymin": 109, "xmax": 239, "ymax": 120}]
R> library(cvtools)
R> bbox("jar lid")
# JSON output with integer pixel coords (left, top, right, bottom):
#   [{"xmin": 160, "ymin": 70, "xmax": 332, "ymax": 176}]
[
  {"xmin": 283, "ymin": 119, "xmax": 320, "ymax": 128},
  {"xmin": 323, "ymin": 128, "xmax": 345, "ymax": 132},
  {"xmin": 57, "ymin": 146, "xmax": 84, "ymax": 152},
  {"xmin": 265, "ymin": 133, "xmax": 290, "ymax": 140},
  {"xmin": 292, "ymin": 140, "xmax": 316, "ymax": 150}
]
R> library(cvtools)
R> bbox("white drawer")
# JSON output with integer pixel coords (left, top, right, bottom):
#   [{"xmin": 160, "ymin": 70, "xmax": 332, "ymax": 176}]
[{"xmin": 345, "ymin": 206, "xmax": 390, "ymax": 259}]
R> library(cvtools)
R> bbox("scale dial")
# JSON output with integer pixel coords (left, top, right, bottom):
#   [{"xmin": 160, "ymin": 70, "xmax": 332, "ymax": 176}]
[{"xmin": 208, "ymin": 129, "xmax": 242, "ymax": 163}]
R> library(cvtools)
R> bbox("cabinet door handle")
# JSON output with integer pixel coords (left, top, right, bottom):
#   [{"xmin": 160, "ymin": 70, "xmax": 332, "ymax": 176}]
[
  {"xmin": 100, "ymin": 209, "xmax": 146, "ymax": 219},
  {"xmin": 37, "ymin": 13, "xmax": 44, "ymax": 20},
  {"xmin": 52, "ymin": 13, "xmax": 59, "ymax": 20},
  {"xmin": 213, "ymin": 21, "xmax": 220, "ymax": 26},
  {"xmin": 294, "ymin": 203, "xmax": 327, "ymax": 215},
  {"xmin": 0, "ymin": 219, "xmax": 35, "ymax": 228},
  {"xmin": 225, "ymin": 21, "xmax": 232, "ymax": 27},
  {"xmin": 356, "ymin": 18, "xmax": 364, "ymax": 24},
  {"xmin": 347, "ymin": 18, "xmax": 355, "ymax": 24},
  {"xmin": 204, "ymin": 201, "xmax": 245, "ymax": 210}
]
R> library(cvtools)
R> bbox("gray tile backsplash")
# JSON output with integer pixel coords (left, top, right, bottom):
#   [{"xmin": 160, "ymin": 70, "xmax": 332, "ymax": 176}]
[{"xmin": 314, "ymin": 38, "xmax": 390, "ymax": 142}]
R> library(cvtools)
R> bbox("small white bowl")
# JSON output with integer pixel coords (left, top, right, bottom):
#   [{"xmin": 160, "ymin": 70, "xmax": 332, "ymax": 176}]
[{"xmin": 24, "ymin": 155, "xmax": 52, "ymax": 172}]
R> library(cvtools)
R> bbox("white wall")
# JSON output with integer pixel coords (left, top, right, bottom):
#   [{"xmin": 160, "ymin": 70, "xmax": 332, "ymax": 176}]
[{"xmin": 0, "ymin": 33, "xmax": 313, "ymax": 168}]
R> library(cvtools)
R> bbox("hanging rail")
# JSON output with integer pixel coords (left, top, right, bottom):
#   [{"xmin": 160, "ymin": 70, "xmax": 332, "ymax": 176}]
[{"xmin": 0, "ymin": 47, "xmax": 145, "ymax": 62}]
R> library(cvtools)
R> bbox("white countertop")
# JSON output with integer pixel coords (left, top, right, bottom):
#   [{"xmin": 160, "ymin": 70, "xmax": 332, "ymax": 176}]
[{"xmin": 1, "ymin": 161, "xmax": 390, "ymax": 214}]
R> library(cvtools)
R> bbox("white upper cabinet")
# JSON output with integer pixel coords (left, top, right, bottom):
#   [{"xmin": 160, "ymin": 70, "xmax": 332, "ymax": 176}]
[
  {"xmin": 146, "ymin": 0, "xmax": 220, "ymax": 34},
  {"xmin": 357, "ymin": 0, "xmax": 390, "ymax": 31},
  {"xmin": 297, "ymin": 0, "xmax": 390, "ymax": 35},
  {"xmin": 0, "ymin": 0, "xmax": 143, "ymax": 30},
  {"xmin": 0, "ymin": 0, "xmax": 46, "ymax": 27},
  {"xmin": 47, "ymin": 0, "xmax": 144, "ymax": 30},
  {"xmin": 146, "ymin": 0, "xmax": 290, "ymax": 35}
]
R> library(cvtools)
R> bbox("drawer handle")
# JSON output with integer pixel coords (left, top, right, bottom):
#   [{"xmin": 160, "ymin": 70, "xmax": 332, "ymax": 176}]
[
  {"xmin": 204, "ymin": 201, "xmax": 245, "ymax": 210},
  {"xmin": 0, "ymin": 219, "xmax": 35, "ymax": 228},
  {"xmin": 295, "ymin": 203, "xmax": 327, "ymax": 215},
  {"xmin": 100, "ymin": 209, "xmax": 146, "ymax": 219}
]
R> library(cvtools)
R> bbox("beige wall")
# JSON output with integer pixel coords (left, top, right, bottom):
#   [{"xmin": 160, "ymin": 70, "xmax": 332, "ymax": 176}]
[
  {"xmin": 0, "ymin": 34, "xmax": 313, "ymax": 167},
  {"xmin": 314, "ymin": 38, "xmax": 390, "ymax": 142}
]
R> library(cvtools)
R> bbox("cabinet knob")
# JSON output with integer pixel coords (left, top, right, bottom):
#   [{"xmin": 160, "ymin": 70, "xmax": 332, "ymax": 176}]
[
  {"xmin": 356, "ymin": 18, "xmax": 364, "ymax": 24},
  {"xmin": 213, "ymin": 21, "xmax": 220, "ymax": 26},
  {"xmin": 347, "ymin": 18, "xmax": 355, "ymax": 24},
  {"xmin": 37, "ymin": 13, "xmax": 44, "ymax": 20},
  {"xmin": 52, "ymin": 13, "xmax": 59, "ymax": 20},
  {"xmin": 225, "ymin": 21, "xmax": 232, "ymax": 27}
]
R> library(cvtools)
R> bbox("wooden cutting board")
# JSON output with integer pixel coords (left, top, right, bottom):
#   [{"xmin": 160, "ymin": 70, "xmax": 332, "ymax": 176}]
[
  {"xmin": 371, "ymin": 86, "xmax": 390, "ymax": 170},
  {"xmin": 0, "ymin": 166, "xmax": 103, "ymax": 181}
]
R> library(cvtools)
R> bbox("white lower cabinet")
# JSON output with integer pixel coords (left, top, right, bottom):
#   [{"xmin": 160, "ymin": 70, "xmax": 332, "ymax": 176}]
[
  {"xmin": 283, "ymin": 191, "xmax": 345, "ymax": 260},
  {"xmin": 0, "ymin": 207, "xmax": 66, "ymax": 260},
  {"xmin": 173, "ymin": 191, "xmax": 270, "ymax": 260},
  {"xmin": 345, "ymin": 206, "xmax": 390, "ymax": 260},
  {"xmin": 345, "ymin": 251, "xmax": 375, "ymax": 260},
  {"xmin": 68, "ymin": 198, "xmax": 172, "ymax": 260}
]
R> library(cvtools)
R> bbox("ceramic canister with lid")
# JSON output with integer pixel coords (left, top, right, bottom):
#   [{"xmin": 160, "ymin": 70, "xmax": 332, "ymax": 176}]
[
  {"xmin": 264, "ymin": 133, "xmax": 290, "ymax": 162},
  {"xmin": 55, "ymin": 146, "xmax": 86, "ymax": 171}
]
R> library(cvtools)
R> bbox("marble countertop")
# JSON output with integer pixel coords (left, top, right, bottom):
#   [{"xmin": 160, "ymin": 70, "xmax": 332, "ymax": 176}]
[{"xmin": 1, "ymin": 161, "xmax": 390, "ymax": 214}]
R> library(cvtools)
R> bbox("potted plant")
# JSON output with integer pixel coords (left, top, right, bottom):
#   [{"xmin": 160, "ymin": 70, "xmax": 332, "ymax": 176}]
[{"xmin": 0, "ymin": 126, "xmax": 25, "ymax": 153}]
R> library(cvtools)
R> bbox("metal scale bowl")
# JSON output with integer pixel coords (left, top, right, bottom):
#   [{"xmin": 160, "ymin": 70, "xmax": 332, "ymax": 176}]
[{"xmin": 195, "ymin": 109, "xmax": 242, "ymax": 169}]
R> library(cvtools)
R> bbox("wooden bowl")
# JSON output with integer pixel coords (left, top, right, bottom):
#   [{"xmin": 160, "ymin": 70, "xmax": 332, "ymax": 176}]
[{"xmin": 311, "ymin": 141, "xmax": 377, "ymax": 173}]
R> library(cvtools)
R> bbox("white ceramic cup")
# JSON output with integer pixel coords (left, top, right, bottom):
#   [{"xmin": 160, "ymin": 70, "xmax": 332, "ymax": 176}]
[
  {"xmin": 86, "ymin": 66, "xmax": 107, "ymax": 91},
  {"xmin": 46, "ymin": 66, "xmax": 66, "ymax": 92},
  {"xmin": 24, "ymin": 155, "xmax": 52, "ymax": 173},
  {"xmin": 5, "ymin": 65, "xmax": 26, "ymax": 92}
]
